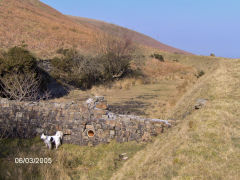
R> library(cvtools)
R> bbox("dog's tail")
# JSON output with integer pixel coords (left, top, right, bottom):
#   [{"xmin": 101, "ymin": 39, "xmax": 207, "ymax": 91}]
[
  {"xmin": 55, "ymin": 131, "xmax": 64, "ymax": 138},
  {"xmin": 56, "ymin": 130, "xmax": 71, "ymax": 141}
]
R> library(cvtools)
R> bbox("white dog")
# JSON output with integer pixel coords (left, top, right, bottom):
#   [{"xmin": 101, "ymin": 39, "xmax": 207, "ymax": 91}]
[
  {"xmin": 41, "ymin": 133, "xmax": 54, "ymax": 149},
  {"xmin": 55, "ymin": 131, "xmax": 64, "ymax": 144},
  {"xmin": 41, "ymin": 131, "xmax": 64, "ymax": 149}
]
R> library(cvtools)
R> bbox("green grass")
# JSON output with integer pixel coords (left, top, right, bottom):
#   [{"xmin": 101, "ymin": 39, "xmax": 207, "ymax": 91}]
[{"xmin": 0, "ymin": 138, "xmax": 146, "ymax": 180}]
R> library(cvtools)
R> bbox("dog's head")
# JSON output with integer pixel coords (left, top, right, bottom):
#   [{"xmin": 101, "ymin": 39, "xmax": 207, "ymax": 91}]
[{"xmin": 41, "ymin": 133, "xmax": 46, "ymax": 140}]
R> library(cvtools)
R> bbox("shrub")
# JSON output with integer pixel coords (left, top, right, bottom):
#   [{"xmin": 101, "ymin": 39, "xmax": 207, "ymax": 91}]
[
  {"xmin": 196, "ymin": 70, "xmax": 205, "ymax": 78},
  {"xmin": 99, "ymin": 52, "xmax": 131, "ymax": 81},
  {"xmin": 0, "ymin": 72, "xmax": 41, "ymax": 101},
  {"xmin": 51, "ymin": 49, "xmax": 101, "ymax": 89},
  {"xmin": 71, "ymin": 56, "xmax": 103, "ymax": 89},
  {"xmin": 95, "ymin": 35, "xmax": 134, "ymax": 79},
  {"xmin": 0, "ymin": 47, "xmax": 48, "ymax": 101},
  {"xmin": 210, "ymin": 53, "xmax": 215, "ymax": 57},
  {"xmin": 51, "ymin": 37, "xmax": 134, "ymax": 89},
  {"xmin": 56, "ymin": 48, "xmax": 73, "ymax": 56},
  {"xmin": 150, "ymin": 53, "xmax": 164, "ymax": 62},
  {"xmin": 0, "ymin": 46, "xmax": 37, "ymax": 75}
]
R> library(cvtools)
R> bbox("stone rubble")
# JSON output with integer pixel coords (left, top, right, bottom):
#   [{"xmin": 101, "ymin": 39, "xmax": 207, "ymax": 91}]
[{"xmin": 194, "ymin": 98, "xmax": 208, "ymax": 109}]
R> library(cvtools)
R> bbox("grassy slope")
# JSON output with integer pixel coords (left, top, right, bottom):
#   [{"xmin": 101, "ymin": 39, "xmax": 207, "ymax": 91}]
[
  {"xmin": 0, "ymin": 0, "xmax": 188, "ymax": 58},
  {"xmin": 110, "ymin": 58, "xmax": 240, "ymax": 179},
  {"xmin": 0, "ymin": 0, "xmax": 100, "ymax": 58},
  {"xmin": 69, "ymin": 16, "xmax": 189, "ymax": 55}
]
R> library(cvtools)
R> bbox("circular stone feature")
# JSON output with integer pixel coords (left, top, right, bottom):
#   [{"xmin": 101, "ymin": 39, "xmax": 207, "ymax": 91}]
[{"xmin": 87, "ymin": 130, "xmax": 95, "ymax": 137}]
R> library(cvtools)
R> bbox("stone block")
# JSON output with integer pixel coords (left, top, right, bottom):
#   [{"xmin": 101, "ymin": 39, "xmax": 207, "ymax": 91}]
[
  {"xmin": 106, "ymin": 120, "xmax": 116, "ymax": 127},
  {"xmin": 86, "ymin": 125, "xmax": 94, "ymax": 130},
  {"xmin": 110, "ymin": 130, "xmax": 115, "ymax": 136},
  {"xmin": 64, "ymin": 129, "xmax": 72, "ymax": 135},
  {"xmin": 155, "ymin": 126, "xmax": 163, "ymax": 134},
  {"xmin": 115, "ymin": 126, "xmax": 121, "ymax": 131},
  {"xmin": 95, "ymin": 101, "xmax": 108, "ymax": 110},
  {"xmin": 95, "ymin": 124, "xmax": 102, "ymax": 129},
  {"xmin": 97, "ymin": 129, "xmax": 104, "ymax": 137},
  {"xmin": 142, "ymin": 132, "xmax": 151, "ymax": 141},
  {"xmin": 195, "ymin": 98, "xmax": 208, "ymax": 109},
  {"xmin": 36, "ymin": 128, "xmax": 44, "ymax": 134},
  {"xmin": 16, "ymin": 112, "xmax": 23, "ymax": 118},
  {"xmin": 93, "ymin": 109, "xmax": 107, "ymax": 118},
  {"xmin": 102, "ymin": 124, "xmax": 108, "ymax": 130}
]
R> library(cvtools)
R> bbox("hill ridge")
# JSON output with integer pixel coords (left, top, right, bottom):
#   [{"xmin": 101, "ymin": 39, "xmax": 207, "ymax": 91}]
[
  {"xmin": 69, "ymin": 16, "xmax": 190, "ymax": 55},
  {"xmin": 0, "ymin": 0, "xmax": 189, "ymax": 58}
]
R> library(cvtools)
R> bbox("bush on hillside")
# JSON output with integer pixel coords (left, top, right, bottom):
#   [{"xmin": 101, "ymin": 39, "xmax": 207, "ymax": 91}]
[
  {"xmin": 51, "ymin": 38, "xmax": 134, "ymax": 89},
  {"xmin": 210, "ymin": 53, "xmax": 215, "ymax": 57},
  {"xmin": 0, "ymin": 47, "xmax": 49, "ymax": 101},
  {"xmin": 150, "ymin": 53, "xmax": 164, "ymax": 62},
  {"xmin": 99, "ymin": 52, "xmax": 131, "ymax": 81},
  {"xmin": 51, "ymin": 49, "xmax": 102, "ymax": 89},
  {"xmin": 196, "ymin": 70, "xmax": 205, "ymax": 78},
  {"xmin": 0, "ymin": 46, "xmax": 37, "ymax": 75},
  {"xmin": 98, "ymin": 36, "xmax": 133, "ymax": 80}
]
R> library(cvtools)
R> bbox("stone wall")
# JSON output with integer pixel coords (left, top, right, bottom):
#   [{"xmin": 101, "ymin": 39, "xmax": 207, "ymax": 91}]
[{"xmin": 0, "ymin": 98, "xmax": 173, "ymax": 146}]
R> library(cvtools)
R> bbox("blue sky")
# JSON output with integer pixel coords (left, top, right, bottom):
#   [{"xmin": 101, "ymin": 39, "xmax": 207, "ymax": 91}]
[{"xmin": 41, "ymin": 0, "xmax": 240, "ymax": 58}]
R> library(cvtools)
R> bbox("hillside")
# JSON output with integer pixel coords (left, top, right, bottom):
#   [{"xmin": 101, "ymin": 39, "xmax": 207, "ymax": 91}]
[
  {"xmin": 69, "ymin": 16, "xmax": 189, "ymax": 55},
  {"xmin": 111, "ymin": 58, "xmax": 240, "ymax": 179},
  {"xmin": 0, "ymin": 0, "xmax": 100, "ymax": 58},
  {"xmin": 0, "ymin": 0, "xmax": 188, "ymax": 58}
]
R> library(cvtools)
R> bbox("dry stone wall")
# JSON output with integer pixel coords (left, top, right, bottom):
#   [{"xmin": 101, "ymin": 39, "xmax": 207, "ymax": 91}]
[{"xmin": 0, "ymin": 98, "xmax": 173, "ymax": 146}]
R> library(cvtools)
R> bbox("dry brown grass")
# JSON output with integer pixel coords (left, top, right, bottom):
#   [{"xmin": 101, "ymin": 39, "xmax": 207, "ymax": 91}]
[
  {"xmin": 70, "ymin": 16, "xmax": 189, "ymax": 55},
  {"xmin": 0, "ymin": 0, "xmax": 189, "ymax": 59},
  {"xmin": 158, "ymin": 51, "xmax": 220, "ymax": 73},
  {"xmin": 51, "ymin": 55, "xmax": 200, "ymax": 119},
  {"xmin": 0, "ymin": 0, "xmax": 103, "ymax": 58},
  {"xmin": 142, "ymin": 58, "xmax": 197, "ymax": 82},
  {"xmin": 110, "ymin": 58, "xmax": 240, "ymax": 180},
  {"xmin": 0, "ymin": 138, "xmax": 145, "ymax": 180}
]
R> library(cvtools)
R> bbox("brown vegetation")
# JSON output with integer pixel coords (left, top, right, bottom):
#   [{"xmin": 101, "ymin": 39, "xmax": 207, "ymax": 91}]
[
  {"xmin": 0, "ymin": 72, "xmax": 41, "ymax": 101},
  {"xmin": 51, "ymin": 36, "xmax": 135, "ymax": 89},
  {"xmin": 111, "ymin": 58, "xmax": 240, "ymax": 180},
  {"xmin": 0, "ymin": 0, "xmax": 189, "ymax": 58},
  {"xmin": 0, "ymin": 0, "xmax": 100, "ymax": 58},
  {"xmin": 71, "ymin": 16, "xmax": 190, "ymax": 55}
]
